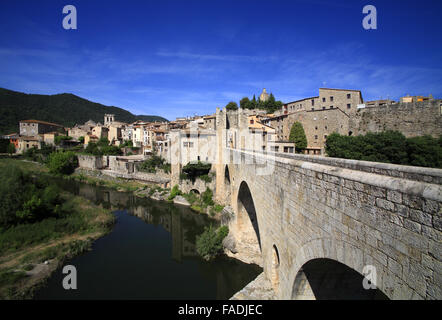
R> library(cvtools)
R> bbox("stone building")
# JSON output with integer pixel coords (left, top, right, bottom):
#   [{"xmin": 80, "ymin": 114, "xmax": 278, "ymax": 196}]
[{"xmin": 19, "ymin": 119, "xmax": 64, "ymax": 136}]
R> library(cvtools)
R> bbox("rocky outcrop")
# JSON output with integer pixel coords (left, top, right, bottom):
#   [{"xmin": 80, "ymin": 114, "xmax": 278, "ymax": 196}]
[
  {"xmin": 173, "ymin": 195, "xmax": 190, "ymax": 206},
  {"xmin": 230, "ymin": 272, "xmax": 276, "ymax": 300}
]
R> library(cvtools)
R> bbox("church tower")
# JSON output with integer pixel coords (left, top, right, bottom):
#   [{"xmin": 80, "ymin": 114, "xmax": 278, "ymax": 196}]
[
  {"xmin": 259, "ymin": 88, "xmax": 269, "ymax": 102},
  {"xmin": 104, "ymin": 114, "xmax": 115, "ymax": 126}
]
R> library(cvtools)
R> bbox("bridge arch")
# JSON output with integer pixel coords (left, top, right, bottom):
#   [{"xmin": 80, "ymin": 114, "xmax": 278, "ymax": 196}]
[
  {"xmin": 237, "ymin": 181, "xmax": 261, "ymax": 252},
  {"xmin": 287, "ymin": 238, "xmax": 390, "ymax": 300}
]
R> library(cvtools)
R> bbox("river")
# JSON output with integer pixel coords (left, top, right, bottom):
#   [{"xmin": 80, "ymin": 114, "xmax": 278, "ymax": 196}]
[{"xmin": 34, "ymin": 179, "xmax": 262, "ymax": 299}]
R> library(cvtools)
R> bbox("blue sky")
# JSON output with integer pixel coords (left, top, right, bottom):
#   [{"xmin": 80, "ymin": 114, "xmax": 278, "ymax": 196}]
[{"xmin": 1, "ymin": 0, "xmax": 441, "ymax": 120}]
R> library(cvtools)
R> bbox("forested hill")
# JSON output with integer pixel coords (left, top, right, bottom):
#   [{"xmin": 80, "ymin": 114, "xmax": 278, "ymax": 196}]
[{"xmin": 0, "ymin": 88, "xmax": 168, "ymax": 135}]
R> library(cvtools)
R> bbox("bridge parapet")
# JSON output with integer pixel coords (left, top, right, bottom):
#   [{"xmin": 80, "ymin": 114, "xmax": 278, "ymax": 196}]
[{"xmin": 232, "ymin": 148, "xmax": 442, "ymax": 185}]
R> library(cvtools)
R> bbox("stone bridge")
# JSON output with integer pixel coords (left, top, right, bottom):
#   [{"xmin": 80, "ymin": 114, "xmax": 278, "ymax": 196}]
[{"xmin": 215, "ymin": 148, "xmax": 442, "ymax": 300}]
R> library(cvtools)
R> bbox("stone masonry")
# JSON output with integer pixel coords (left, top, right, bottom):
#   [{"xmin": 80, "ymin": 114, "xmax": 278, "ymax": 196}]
[{"xmin": 217, "ymin": 147, "xmax": 442, "ymax": 300}]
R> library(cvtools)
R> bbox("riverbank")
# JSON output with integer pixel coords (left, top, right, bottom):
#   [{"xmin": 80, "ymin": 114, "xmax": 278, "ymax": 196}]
[{"xmin": 0, "ymin": 159, "xmax": 115, "ymax": 299}]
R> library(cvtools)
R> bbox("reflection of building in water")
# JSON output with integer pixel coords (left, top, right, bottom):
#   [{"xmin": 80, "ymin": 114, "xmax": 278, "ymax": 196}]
[
  {"xmin": 129, "ymin": 200, "xmax": 206, "ymax": 262},
  {"xmin": 171, "ymin": 213, "xmax": 182, "ymax": 262}
]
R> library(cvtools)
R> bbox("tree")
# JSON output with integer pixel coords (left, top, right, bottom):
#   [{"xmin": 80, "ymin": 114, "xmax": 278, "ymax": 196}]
[
  {"xmin": 289, "ymin": 122, "xmax": 307, "ymax": 153},
  {"xmin": 250, "ymin": 95, "xmax": 257, "ymax": 109},
  {"xmin": 240, "ymin": 97, "xmax": 250, "ymax": 109},
  {"xmin": 47, "ymin": 151, "xmax": 78, "ymax": 175},
  {"xmin": 78, "ymin": 136, "xmax": 84, "ymax": 143},
  {"xmin": 196, "ymin": 225, "xmax": 229, "ymax": 261},
  {"xmin": 225, "ymin": 101, "xmax": 238, "ymax": 111},
  {"xmin": 6, "ymin": 143, "xmax": 15, "ymax": 155}
]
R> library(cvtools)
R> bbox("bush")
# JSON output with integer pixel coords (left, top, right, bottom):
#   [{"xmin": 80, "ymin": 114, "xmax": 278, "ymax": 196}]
[
  {"xmin": 325, "ymin": 131, "xmax": 441, "ymax": 168},
  {"xmin": 196, "ymin": 225, "xmax": 229, "ymax": 261},
  {"xmin": 54, "ymin": 135, "xmax": 72, "ymax": 145},
  {"xmin": 202, "ymin": 187, "xmax": 214, "ymax": 206},
  {"xmin": 0, "ymin": 165, "xmax": 64, "ymax": 227},
  {"xmin": 47, "ymin": 151, "xmax": 78, "ymax": 175},
  {"xmin": 84, "ymin": 141, "xmax": 122, "ymax": 156},
  {"xmin": 138, "ymin": 155, "xmax": 169, "ymax": 173},
  {"xmin": 167, "ymin": 185, "xmax": 181, "ymax": 200},
  {"xmin": 181, "ymin": 161, "xmax": 211, "ymax": 181},
  {"xmin": 6, "ymin": 143, "xmax": 15, "ymax": 155}
]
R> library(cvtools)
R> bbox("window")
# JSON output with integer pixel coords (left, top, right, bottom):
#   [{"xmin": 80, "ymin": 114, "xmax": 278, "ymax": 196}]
[
  {"xmin": 322, "ymin": 97, "xmax": 326, "ymax": 102},
  {"xmin": 197, "ymin": 156, "xmax": 200, "ymax": 160},
  {"xmin": 325, "ymin": 126, "xmax": 328, "ymax": 130},
  {"xmin": 347, "ymin": 93, "xmax": 351, "ymax": 99},
  {"xmin": 330, "ymin": 106, "xmax": 333, "ymax": 109},
  {"xmin": 250, "ymin": 119, "xmax": 254, "ymax": 124},
  {"xmin": 324, "ymin": 135, "xmax": 328, "ymax": 139},
  {"xmin": 315, "ymin": 126, "xmax": 318, "ymax": 130},
  {"xmin": 347, "ymin": 104, "xmax": 351, "ymax": 109},
  {"xmin": 330, "ymin": 96, "xmax": 334, "ymax": 102},
  {"xmin": 314, "ymin": 135, "xmax": 318, "ymax": 140},
  {"xmin": 311, "ymin": 99, "xmax": 315, "ymax": 106},
  {"xmin": 311, "ymin": 108, "xmax": 314, "ymax": 111},
  {"xmin": 322, "ymin": 107, "xmax": 326, "ymax": 110}
]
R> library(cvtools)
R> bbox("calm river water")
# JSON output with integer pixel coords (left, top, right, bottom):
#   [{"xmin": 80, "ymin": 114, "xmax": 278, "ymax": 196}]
[{"xmin": 34, "ymin": 179, "xmax": 261, "ymax": 299}]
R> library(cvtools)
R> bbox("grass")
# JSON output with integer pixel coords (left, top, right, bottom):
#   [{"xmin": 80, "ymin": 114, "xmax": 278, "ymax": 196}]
[
  {"xmin": 0, "ymin": 158, "xmax": 115, "ymax": 299},
  {"xmin": 67, "ymin": 173, "xmax": 145, "ymax": 192}
]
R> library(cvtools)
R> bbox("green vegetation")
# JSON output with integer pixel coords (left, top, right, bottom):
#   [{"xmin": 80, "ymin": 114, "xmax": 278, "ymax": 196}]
[
  {"xmin": 78, "ymin": 136, "xmax": 84, "ymax": 143},
  {"xmin": 0, "ymin": 165, "xmax": 65, "ymax": 227},
  {"xmin": 0, "ymin": 87, "xmax": 168, "ymax": 135},
  {"xmin": 202, "ymin": 187, "xmax": 215, "ymax": 206},
  {"xmin": 6, "ymin": 143, "xmax": 15, "ymax": 154},
  {"xmin": 0, "ymin": 159, "xmax": 114, "ymax": 299},
  {"xmin": 167, "ymin": 185, "xmax": 182, "ymax": 200},
  {"xmin": 196, "ymin": 225, "xmax": 229, "ymax": 261},
  {"xmin": 54, "ymin": 135, "xmax": 72, "ymax": 145},
  {"xmin": 236, "ymin": 92, "xmax": 283, "ymax": 113},
  {"xmin": 289, "ymin": 122, "xmax": 307, "ymax": 153},
  {"xmin": 47, "ymin": 151, "xmax": 78, "ymax": 175},
  {"xmin": 0, "ymin": 139, "xmax": 9, "ymax": 153},
  {"xmin": 225, "ymin": 101, "xmax": 238, "ymax": 111},
  {"xmin": 138, "ymin": 155, "xmax": 170, "ymax": 173},
  {"xmin": 325, "ymin": 131, "xmax": 442, "ymax": 168},
  {"xmin": 180, "ymin": 161, "xmax": 212, "ymax": 182},
  {"xmin": 23, "ymin": 144, "xmax": 56, "ymax": 163},
  {"xmin": 83, "ymin": 138, "xmax": 122, "ymax": 156}
]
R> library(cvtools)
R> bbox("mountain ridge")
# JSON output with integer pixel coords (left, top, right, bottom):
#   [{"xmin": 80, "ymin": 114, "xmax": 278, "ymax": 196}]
[{"xmin": 0, "ymin": 87, "xmax": 168, "ymax": 135}]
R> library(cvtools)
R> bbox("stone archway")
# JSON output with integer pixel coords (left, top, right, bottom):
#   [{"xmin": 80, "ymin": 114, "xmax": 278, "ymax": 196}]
[
  {"xmin": 237, "ymin": 181, "xmax": 261, "ymax": 254},
  {"xmin": 291, "ymin": 258, "xmax": 389, "ymax": 300}
]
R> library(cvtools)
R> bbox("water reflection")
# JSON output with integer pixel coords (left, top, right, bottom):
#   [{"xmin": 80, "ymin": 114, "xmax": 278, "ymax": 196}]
[{"xmin": 35, "ymin": 179, "xmax": 262, "ymax": 299}]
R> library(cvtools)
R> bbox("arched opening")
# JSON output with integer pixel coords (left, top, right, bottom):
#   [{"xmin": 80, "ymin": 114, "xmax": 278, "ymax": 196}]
[
  {"xmin": 348, "ymin": 131, "xmax": 353, "ymax": 136},
  {"xmin": 237, "ymin": 181, "xmax": 261, "ymax": 252},
  {"xmin": 291, "ymin": 258, "xmax": 389, "ymax": 300},
  {"xmin": 224, "ymin": 165, "xmax": 232, "ymax": 204},
  {"xmin": 190, "ymin": 189, "xmax": 200, "ymax": 195},
  {"xmin": 271, "ymin": 245, "xmax": 280, "ymax": 292},
  {"xmin": 224, "ymin": 165, "xmax": 231, "ymax": 185}
]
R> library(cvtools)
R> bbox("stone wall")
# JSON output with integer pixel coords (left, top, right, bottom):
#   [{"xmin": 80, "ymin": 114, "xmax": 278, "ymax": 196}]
[
  {"xmin": 178, "ymin": 176, "xmax": 216, "ymax": 195},
  {"xmin": 349, "ymin": 100, "xmax": 442, "ymax": 138},
  {"xmin": 77, "ymin": 154, "xmax": 104, "ymax": 170},
  {"xmin": 221, "ymin": 148, "xmax": 442, "ymax": 300}
]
